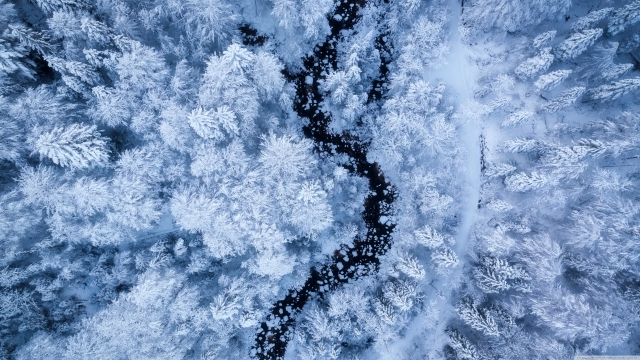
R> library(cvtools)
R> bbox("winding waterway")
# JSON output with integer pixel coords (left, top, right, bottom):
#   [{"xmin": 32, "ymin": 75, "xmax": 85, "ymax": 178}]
[{"xmin": 246, "ymin": 1, "xmax": 395, "ymax": 357}]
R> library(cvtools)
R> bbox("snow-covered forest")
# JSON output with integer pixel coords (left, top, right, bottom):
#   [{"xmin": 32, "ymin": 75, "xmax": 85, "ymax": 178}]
[{"xmin": 1, "ymin": 0, "xmax": 640, "ymax": 358}]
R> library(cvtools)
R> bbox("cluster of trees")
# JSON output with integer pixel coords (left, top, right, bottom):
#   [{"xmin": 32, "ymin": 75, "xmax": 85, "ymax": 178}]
[
  {"xmin": 0, "ymin": 0, "xmax": 473, "ymax": 356},
  {"xmin": 449, "ymin": 0, "xmax": 640, "ymax": 358},
  {"xmin": 4, "ymin": 0, "xmax": 639, "ymax": 357},
  {"xmin": 289, "ymin": 1, "xmax": 469, "ymax": 358},
  {"xmin": 0, "ymin": 0, "xmax": 365, "ymax": 357}
]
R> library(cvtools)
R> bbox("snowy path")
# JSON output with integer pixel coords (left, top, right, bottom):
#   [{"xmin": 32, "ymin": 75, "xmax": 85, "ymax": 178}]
[
  {"xmin": 386, "ymin": 0, "xmax": 482, "ymax": 355},
  {"xmin": 433, "ymin": 0, "xmax": 483, "ymax": 346},
  {"xmin": 442, "ymin": 0, "xmax": 481, "ymax": 263}
]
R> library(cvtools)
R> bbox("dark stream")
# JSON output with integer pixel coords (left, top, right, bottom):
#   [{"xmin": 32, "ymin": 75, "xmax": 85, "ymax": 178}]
[{"xmin": 244, "ymin": 0, "xmax": 395, "ymax": 358}]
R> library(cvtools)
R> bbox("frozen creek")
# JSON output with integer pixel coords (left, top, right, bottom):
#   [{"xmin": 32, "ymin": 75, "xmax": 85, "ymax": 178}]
[{"xmin": 248, "ymin": 0, "xmax": 397, "ymax": 358}]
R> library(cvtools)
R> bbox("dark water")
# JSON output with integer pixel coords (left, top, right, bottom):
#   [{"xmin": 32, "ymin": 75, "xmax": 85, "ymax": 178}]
[{"xmin": 243, "ymin": 0, "xmax": 394, "ymax": 357}]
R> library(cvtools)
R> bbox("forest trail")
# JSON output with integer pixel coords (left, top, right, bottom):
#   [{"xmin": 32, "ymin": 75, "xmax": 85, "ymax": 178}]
[
  {"xmin": 441, "ymin": 0, "xmax": 481, "ymax": 258},
  {"xmin": 386, "ymin": 0, "xmax": 482, "ymax": 354}
]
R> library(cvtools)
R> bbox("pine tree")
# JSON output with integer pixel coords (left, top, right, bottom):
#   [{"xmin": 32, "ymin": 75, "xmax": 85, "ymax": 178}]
[
  {"xmin": 514, "ymin": 47, "xmax": 554, "ymax": 80},
  {"xmin": 46, "ymin": 11, "xmax": 82, "ymax": 40},
  {"xmin": 554, "ymin": 29, "xmax": 603, "ymax": 60},
  {"xmin": 9, "ymin": 24, "xmax": 53, "ymax": 55},
  {"xmin": 89, "ymin": 86, "xmax": 132, "ymax": 127},
  {"xmin": 534, "ymin": 70, "xmax": 572, "ymax": 91},
  {"xmin": 501, "ymin": 138, "xmax": 540, "ymax": 153},
  {"xmin": 542, "ymin": 86, "xmax": 586, "ymax": 113},
  {"xmin": 299, "ymin": 0, "xmax": 334, "ymax": 39},
  {"xmin": 394, "ymin": 252, "xmax": 426, "ymax": 279},
  {"xmin": 431, "ymin": 247, "xmax": 459, "ymax": 268},
  {"xmin": 258, "ymin": 133, "xmax": 316, "ymax": 181},
  {"xmin": 414, "ymin": 225, "xmax": 445, "ymax": 249},
  {"xmin": 608, "ymin": 0, "xmax": 640, "ymax": 35},
  {"xmin": 463, "ymin": 0, "xmax": 570, "ymax": 32},
  {"xmin": 250, "ymin": 52, "xmax": 285, "ymax": 99},
  {"xmin": 532, "ymin": 30, "xmax": 556, "ymax": 48},
  {"xmin": 505, "ymin": 171, "xmax": 550, "ymax": 192},
  {"xmin": 502, "ymin": 110, "xmax": 534, "ymax": 127},
  {"xmin": 0, "ymin": 39, "xmax": 33, "ymax": 79},
  {"xmin": 0, "ymin": 109, "xmax": 22, "ymax": 161},
  {"xmin": 486, "ymin": 199, "xmax": 513, "ymax": 212},
  {"xmin": 447, "ymin": 328, "xmax": 480, "ymax": 360},
  {"xmin": 272, "ymin": 0, "xmax": 299, "ymax": 29},
  {"xmin": 474, "ymin": 257, "xmax": 531, "ymax": 293},
  {"xmin": 32, "ymin": 0, "xmax": 89, "ymax": 14},
  {"xmin": 115, "ymin": 42, "xmax": 168, "ymax": 92},
  {"xmin": 485, "ymin": 163, "xmax": 516, "ymax": 178},
  {"xmin": 187, "ymin": 106, "xmax": 238, "ymax": 141},
  {"xmin": 572, "ymin": 8, "xmax": 614, "ymax": 31},
  {"xmin": 289, "ymin": 180, "xmax": 333, "ymax": 235},
  {"xmin": 64, "ymin": 60, "xmax": 100, "ymax": 85},
  {"xmin": 248, "ymin": 245, "xmax": 297, "ymax": 279},
  {"xmin": 183, "ymin": 0, "xmax": 238, "ymax": 52},
  {"xmin": 601, "ymin": 64, "xmax": 633, "ymax": 81},
  {"xmin": 322, "ymin": 70, "xmax": 351, "ymax": 104},
  {"xmin": 222, "ymin": 43, "xmax": 255, "ymax": 73},
  {"xmin": 33, "ymin": 124, "xmax": 109, "ymax": 169},
  {"xmin": 383, "ymin": 280, "xmax": 417, "ymax": 312},
  {"xmin": 80, "ymin": 16, "xmax": 111, "ymax": 44},
  {"xmin": 457, "ymin": 300, "xmax": 500, "ymax": 336},
  {"xmin": 591, "ymin": 77, "xmax": 640, "ymax": 101},
  {"xmin": 576, "ymin": 42, "xmax": 628, "ymax": 81}
]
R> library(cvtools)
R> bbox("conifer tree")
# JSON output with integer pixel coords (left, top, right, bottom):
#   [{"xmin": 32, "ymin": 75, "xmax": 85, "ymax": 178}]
[
  {"xmin": 591, "ymin": 77, "xmax": 640, "ymax": 101},
  {"xmin": 554, "ymin": 29, "xmax": 603, "ymax": 60},
  {"xmin": 33, "ymin": 124, "xmax": 109, "ymax": 169},
  {"xmin": 608, "ymin": 0, "xmax": 640, "ymax": 35},
  {"xmin": 534, "ymin": 70, "xmax": 572, "ymax": 91}
]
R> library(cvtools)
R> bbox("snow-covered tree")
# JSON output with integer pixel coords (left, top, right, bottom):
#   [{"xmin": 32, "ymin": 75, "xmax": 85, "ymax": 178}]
[
  {"xmin": 0, "ymin": 107, "xmax": 22, "ymax": 161},
  {"xmin": 183, "ymin": 0, "xmax": 238, "ymax": 52},
  {"xmin": 188, "ymin": 106, "xmax": 239, "ymax": 141},
  {"xmin": 534, "ymin": 70, "xmax": 572, "ymax": 91},
  {"xmin": 572, "ymin": 8, "xmax": 614, "ymax": 31},
  {"xmin": 505, "ymin": 171, "xmax": 551, "ymax": 192},
  {"xmin": 554, "ymin": 29, "xmax": 603, "ymax": 60},
  {"xmin": 414, "ymin": 225, "xmax": 445, "ymax": 249},
  {"xmin": 258, "ymin": 132, "xmax": 316, "ymax": 181},
  {"xmin": 457, "ymin": 300, "xmax": 500, "ymax": 337},
  {"xmin": 474, "ymin": 256, "xmax": 531, "ymax": 293},
  {"xmin": 115, "ymin": 41, "xmax": 168, "ymax": 91},
  {"xmin": 250, "ymin": 52, "xmax": 285, "ymax": 99},
  {"xmin": 542, "ymin": 86, "xmax": 586, "ymax": 113},
  {"xmin": 0, "ymin": 39, "xmax": 33, "ymax": 79},
  {"xmin": 463, "ymin": 0, "xmax": 571, "ymax": 32},
  {"xmin": 608, "ymin": 0, "xmax": 640, "ymax": 35},
  {"xmin": 502, "ymin": 110, "xmax": 534, "ymax": 127},
  {"xmin": 394, "ymin": 252, "xmax": 426, "ymax": 279},
  {"xmin": 33, "ymin": 124, "xmax": 109, "ymax": 169},
  {"xmin": 514, "ymin": 47, "xmax": 554, "ymax": 80},
  {"xmin": 432, "ymin": 247, "xmax": 459, "ymax": 269},
  {"xmin": 591, "ymin": 77, "xmax": 640, "ymax": 101},
  {"xmin": 447, "ymin": 329, "xmax": 480, "ymax": 360},
  {"xmin": 289, "ymin": 180, "xmax": 333, "ymax": 235},
  {"xmin": 272, "ymin": 0, "xmax": 299, "ymax": 29},
  {"xmin": 532, "ymin": 30, "xmax": 556, "ymax": 48},
  {"xmin": 9, "ymin": 24, "xmax": 53, "ymax": 55}
]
